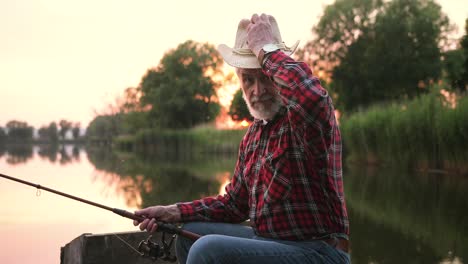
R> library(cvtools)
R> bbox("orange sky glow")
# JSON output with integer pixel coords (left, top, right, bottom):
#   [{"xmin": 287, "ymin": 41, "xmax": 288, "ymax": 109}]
[{"xmin": 1, "ymin": 0, "xmax": 466, "ymax": 129}]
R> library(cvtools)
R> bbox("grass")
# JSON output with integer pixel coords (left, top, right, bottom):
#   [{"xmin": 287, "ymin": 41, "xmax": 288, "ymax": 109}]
[
  {"xmin": 125, "ymin": 126, "xmax": 246, "ymax": 156},
  {"xmin": 340, "ymin": 89, "xmax": 468, "ymax": 170}
]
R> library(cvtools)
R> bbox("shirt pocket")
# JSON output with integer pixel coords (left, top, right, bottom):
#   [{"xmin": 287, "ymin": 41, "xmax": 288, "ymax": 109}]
[{"xmin": 263, "ymin": 147, "xmax": 292, "ymax": 203}]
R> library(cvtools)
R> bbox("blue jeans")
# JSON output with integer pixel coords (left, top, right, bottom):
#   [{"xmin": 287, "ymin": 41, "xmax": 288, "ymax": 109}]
[{"xmin": 175, "ymin": 222, "xmax": 350, "ymax": 264}]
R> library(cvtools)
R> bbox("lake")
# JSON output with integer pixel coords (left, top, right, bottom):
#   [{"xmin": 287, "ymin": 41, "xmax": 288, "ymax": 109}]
[{"xmin": 0, "ymin": 144, "xmax": 466, "ymax": 263}]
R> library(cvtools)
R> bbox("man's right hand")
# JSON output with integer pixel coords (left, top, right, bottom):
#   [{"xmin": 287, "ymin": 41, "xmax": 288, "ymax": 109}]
[
  {"xmin": 133, "ymin": 205, "xmax": 181, "ymax": 233},
  {"xmin": 246, "ymin": 13, "xmax": 276, "ymax": 58}
]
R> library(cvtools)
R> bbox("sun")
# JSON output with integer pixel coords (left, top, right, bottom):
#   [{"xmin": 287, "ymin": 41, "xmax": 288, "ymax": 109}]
[{"xmin": 215, "ymin": 66, "xmax": 251, "ymax": 129}]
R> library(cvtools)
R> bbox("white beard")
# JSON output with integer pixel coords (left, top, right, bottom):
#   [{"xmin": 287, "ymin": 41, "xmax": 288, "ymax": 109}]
[{"xmin": 243, "ymin": 93, "xmax": 282, "ymax": 121}]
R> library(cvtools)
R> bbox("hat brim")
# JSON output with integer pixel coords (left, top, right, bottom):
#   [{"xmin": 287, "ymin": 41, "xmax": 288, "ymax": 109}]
[{"xmin": 218, "ymin": 41, "xmax": 300, "ymax": 69}]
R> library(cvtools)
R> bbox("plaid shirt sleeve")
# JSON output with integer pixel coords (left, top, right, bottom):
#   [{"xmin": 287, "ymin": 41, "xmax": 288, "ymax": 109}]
[
  {"xmin": 177, "ymin": 142, "xmax": 250, "ymax": 223},
  {"xmin": 263, "ymin": 51, "xmax": 335, "ymax": 126}
]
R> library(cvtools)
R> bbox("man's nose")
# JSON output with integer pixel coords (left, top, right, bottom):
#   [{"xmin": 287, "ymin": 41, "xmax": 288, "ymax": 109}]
[{"xmin": 252, "ymin": 80, "xmax": 265, "ymax": 96}]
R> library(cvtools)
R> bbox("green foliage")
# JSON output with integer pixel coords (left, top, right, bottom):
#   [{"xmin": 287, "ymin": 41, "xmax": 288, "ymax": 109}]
[
  {"xmin": 59, "ymin": 119, "xmax": 73, "ymax": 140},
  {"xmin": 6, "ymin": 120, "xmax": 33, "ymax": 141},
  {"xmin": 341, "ymin": 85, "xmax": 468, "ymax": 167},
  {"xmin": 120, "ymin": 111, "xmax": 149, "ymax": 135},
  {"xmin": 85, "ymin": 147, "xmax": 236, "ymax": 206},
  {"xmin": 87, "ymin": 41, "xmax": 226, "ymax": 141},
  {"xmin": 460, "ymin": 18, "xmax": 468, "ymax": 90},
  {"xmin": 139, "ymin": 40, "xmax": 222, "ymax": 129},
  {"xmin": 228, "ymin": 88, "xmax": 253, "ymax": 122},
  {"xmin": 72, "ymin": 123, "xmax": 81, "ymax": 139},
  {"xmin": 48, "ymin": 122, "xmax": 58, "ymax": 142},
  {"xmin": 301, "ymin": 0, "xmax": 452, "ymax": 111},
  {"xmin": 0, "ymin": 127, "xmax": 6, "ymax": 143},
  {"xmin": 307, "ymin": 0, "xmax": 384, "ymax": 65},
  {"xmin": 86, "ymin": 114, "xmax": 122, "ymax": 142},
  {"xmin": 132, "ymin": 126, "xmax": 245, "ymax": 156},
  {"xmin": 369, "ymin": 0, "xmax": 447, "ymax": 91},
  {"xmin": 38, "ymin": 122, "xmax": 59, "ymax": 142},
  {"xmin": 443, "ymin": 49, "xmax": 466, "ymax": 91}
]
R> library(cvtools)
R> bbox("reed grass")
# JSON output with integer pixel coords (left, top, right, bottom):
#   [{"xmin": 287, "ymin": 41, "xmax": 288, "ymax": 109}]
[
  {"xmin": 341, "ymin": 89, "xmax": 468, "ymax": 168},
  {"xmin": 129, "ymin": 126, "xmax": 246, "ymax": 156}
]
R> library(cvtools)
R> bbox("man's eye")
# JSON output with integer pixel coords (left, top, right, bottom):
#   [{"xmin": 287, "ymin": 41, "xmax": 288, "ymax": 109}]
[
  {"xmin": 260, "ymin": 76, "xmax": 270, "ymax": 83},
  {"xmin": 243, "ymin": 77, "xmax": 254, "ymax": 86}
]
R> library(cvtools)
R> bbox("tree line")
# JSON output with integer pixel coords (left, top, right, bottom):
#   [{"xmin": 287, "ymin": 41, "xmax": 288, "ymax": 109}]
[
  {"xmin": 4, "ymin": 0, "xmax": 466, "ymax": 143},
  {"xmin": 86, "ymin": 40, "xmax": 227, "ymax": 142},
  {"xmin": 297, "ymin": 0, "xmax": 467, "ymax": 112},
  {"xmin": 88, "ymin": 0, "xmax": 467, "ymax": 142},
  {"xmin": 0, "ymin": 120, "xmax": 82, "ymax": 144}
]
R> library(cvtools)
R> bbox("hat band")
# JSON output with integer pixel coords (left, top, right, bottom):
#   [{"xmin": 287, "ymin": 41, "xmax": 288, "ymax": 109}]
[{"xmin": 232, "ymin": 42, "xmax": 292, "ymax": 55}]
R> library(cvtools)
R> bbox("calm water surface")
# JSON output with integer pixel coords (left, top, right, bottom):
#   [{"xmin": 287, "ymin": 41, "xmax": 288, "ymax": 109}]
[{"xmin": 0, "ymin": 145, "xmax": 466, "ymax": 263}]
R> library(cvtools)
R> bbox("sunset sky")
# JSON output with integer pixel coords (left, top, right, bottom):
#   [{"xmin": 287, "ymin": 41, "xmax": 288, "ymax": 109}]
[{"xmin": 1, "ymin": 0, "xmax": 466, "ymax": 129}]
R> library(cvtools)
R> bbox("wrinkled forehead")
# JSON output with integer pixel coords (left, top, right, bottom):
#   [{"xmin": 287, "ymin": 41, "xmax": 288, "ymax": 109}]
[{"xmin": 236, "ymin": 68, "xmax": 263, "ymax": 77}]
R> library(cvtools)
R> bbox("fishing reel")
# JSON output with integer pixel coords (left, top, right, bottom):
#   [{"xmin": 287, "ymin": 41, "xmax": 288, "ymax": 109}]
[{"xmin": 138, "ymin": 232, "xmax": 177, "ymax": 262}]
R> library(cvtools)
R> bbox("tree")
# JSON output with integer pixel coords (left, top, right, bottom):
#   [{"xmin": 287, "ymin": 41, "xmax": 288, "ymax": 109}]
[
  {"xmin": 443, "ymin": 49, "xmax": 466, "ymax": 91},
  {"xmin": 304, "ymin": 0, "xmax": 452, "ymax": 111},
  {"xmin": 139, "ymin": 40, "xmax": 222, "ymax": 129},
  {"xmin": 59, "ymin": 119, "xmax": 73, "ymax": 140},
  {"xmin": 48, "ymin": 122, "xmax": 59, "ymax": 143},
  {"xmin": 461, "ymin": 18, "xmax": 468, "ymax": 91},
  {"xmin": 38, "ymin": 122, "xmax": 59, "ymax": 143},
  {"xmin": 6, "ymin": 120, "xmax": 33, "ymax": 141},
  {"xmin": 0, "ymin": 127, "xmax": 6, "ymax": 144},
  {"xmin": 296, "ymin": 0, "xmax": 384, "ymax": 76},
  {"xmin": 38, "ymin": 126, "xmax": 48, "ymax": 140},
  {"xmin": 116, "ymin": 87, "xmax": 150, "ymax": 134},
  {"xmin": 120, "ymin": 87, "xmax": 145, "ymax": 113},
  {"xmin": 366, "ymin": 0, "xmax": 449, "ymax": 98},
  {"xmin": 72, "ymin": 123, "xmax": 81, "ymax": 140},
  {"xmin": 228, "ymin": 89, "xmax": 253, "ymax": 122},
  {"xmin": 86, "ymin": 114, "xmax": 122, "ymax": 143}
]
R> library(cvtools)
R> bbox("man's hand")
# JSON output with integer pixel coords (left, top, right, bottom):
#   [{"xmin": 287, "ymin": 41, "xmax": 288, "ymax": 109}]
[
  {"xmin": 133, "ymin": 205, "xmax": 181, "ymax": 233},
  {"xmin": 246, "ymin": 14, "xmax": 276, "ymax": 57}
]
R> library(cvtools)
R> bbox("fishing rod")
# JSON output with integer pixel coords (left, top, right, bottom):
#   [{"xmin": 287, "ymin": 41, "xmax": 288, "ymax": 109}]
[{"xmin": 0, "ymin": 172, "xmax": 201, "ymax": 262}]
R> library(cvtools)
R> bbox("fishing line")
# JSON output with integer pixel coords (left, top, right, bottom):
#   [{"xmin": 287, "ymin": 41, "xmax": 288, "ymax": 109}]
[
  {"xmin": 0, "ymin": 172, "xmax": 201, "ymax": 262},
  {"xmin": 112, "ymin": 233, "xmax": 144, "ymax": 256}
]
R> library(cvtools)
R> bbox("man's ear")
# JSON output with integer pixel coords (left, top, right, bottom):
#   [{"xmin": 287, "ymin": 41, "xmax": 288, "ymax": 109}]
[{"xmin": 235, "ymin": 68, "xmax": 241, "ymax": 77}]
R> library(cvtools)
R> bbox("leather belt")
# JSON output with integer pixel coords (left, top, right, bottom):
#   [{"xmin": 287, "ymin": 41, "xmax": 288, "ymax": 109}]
[{"xmin": 323, "ymin": 237, "xmax": 349, "ymax": 253}]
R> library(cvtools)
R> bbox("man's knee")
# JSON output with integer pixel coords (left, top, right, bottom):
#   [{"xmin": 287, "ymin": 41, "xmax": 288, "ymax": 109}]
[
  {"xmin": 187, "ymin": 235, "xmax": 234, "ymax": 264},
  {"xmin": 175, "ymin": 222, "xmax": 214, "ymax": 264}
]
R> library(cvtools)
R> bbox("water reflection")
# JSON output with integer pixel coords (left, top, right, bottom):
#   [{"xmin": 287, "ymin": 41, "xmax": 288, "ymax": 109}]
[
  {"xmin": 0, "ymin": 145, "xmax": 137, "ymax": 264},
  {"xmin": 86, "ymin": 146, "xmax": 237, "ymax": 207},
  {"xmin": 2, "ymin": 144, "xmax": 34, "ymax": 164},
  {"xmin": 1, "ymin": 144, "xmax": 466, "ymax": 264},
  {"xmin": 346, "ymin": 165, "xmax": 467, "ymax": 263},
  {"xmin": 0, "ymin": 144, "xmax": 83, "ymax": 165},
  {"xmin": 86, "ymin": 147, "xmax": 467, "ymax": 263}
]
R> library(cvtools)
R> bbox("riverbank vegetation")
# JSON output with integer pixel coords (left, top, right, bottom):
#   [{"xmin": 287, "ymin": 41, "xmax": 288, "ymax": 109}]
[
  {"xmin": 341, "ymin": 86, "xmax": 468, "ymax": 171},
  {"xmin": 129, "ymin": 126, "xmax": 245, "ymax": 155},
  {"xmin": 2, "ymin": 0, "xmax": 467, "ymax": 170}
]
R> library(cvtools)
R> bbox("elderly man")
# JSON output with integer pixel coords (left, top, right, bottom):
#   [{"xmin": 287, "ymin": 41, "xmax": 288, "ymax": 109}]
[{"xmin": 134, "ymin": 14, "xmax": 350, "ymax": 264}]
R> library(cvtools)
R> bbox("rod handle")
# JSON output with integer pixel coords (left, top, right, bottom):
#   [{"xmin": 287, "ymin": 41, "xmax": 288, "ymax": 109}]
[
  {"xmin": 112, "ymin": 208, "xmax": 145, "ymax": 221},
  {"xmin": 112, "ymin": 208, "xmax": 201, "ymax": 241},
  {"xmin": 158, "ymin": 222, "xmax": 202, "ymax": 241}
]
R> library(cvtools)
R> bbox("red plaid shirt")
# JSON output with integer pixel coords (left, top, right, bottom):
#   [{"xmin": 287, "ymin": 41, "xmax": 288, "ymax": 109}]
[{"xmin": 178, "ymin": 51, "xmax": 349, "ymax": 240}]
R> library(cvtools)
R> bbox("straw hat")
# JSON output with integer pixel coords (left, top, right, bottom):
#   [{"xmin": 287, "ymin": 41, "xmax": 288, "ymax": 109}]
[{"xmin": 218, "ymin": 16, "xmax": 300, "ymax": 69}]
